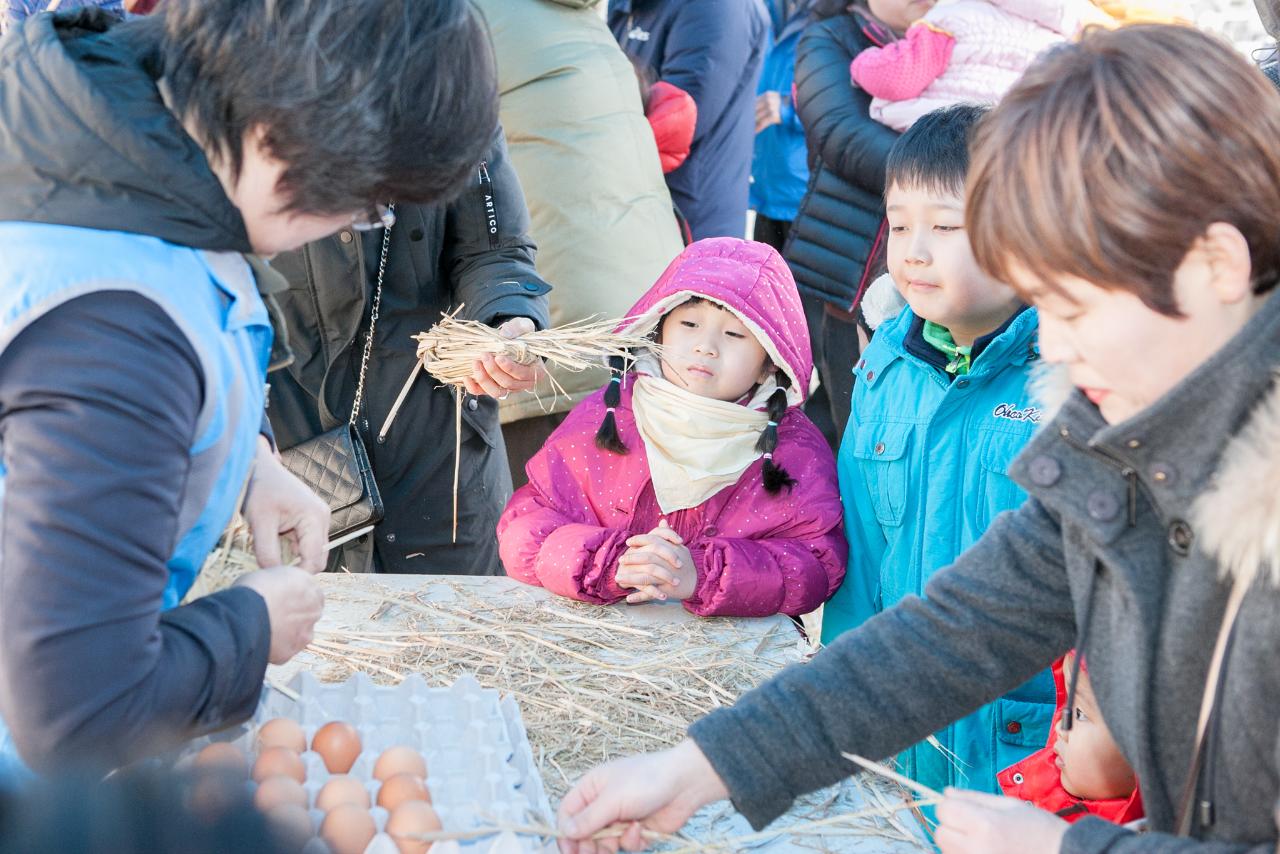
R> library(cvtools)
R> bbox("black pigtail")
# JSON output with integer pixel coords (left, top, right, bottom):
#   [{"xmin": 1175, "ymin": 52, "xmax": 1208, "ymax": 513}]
[
  {"xmin": 595, "ymin": 354, "xmax": 629, "ymax": 455},
  {"xmin": 757, "ymin": 375, "xmax": 797, "ymax": 494}
]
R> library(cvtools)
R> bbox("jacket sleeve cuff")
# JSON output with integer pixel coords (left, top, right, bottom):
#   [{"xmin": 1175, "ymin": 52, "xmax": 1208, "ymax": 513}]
[
  {"xmin": 468, "ymin": 285, "xmax": 551, "ymax": 332},
  {"xmin": 579, "ymin": 531, "xmax": 633, "ymax": 603},
  {"xmin": 259, "ymin": 409, "xmax": 276, "ymax": 451},
  {"xmin": 780, "ymin": 96, "xmax": 799, "ymax": 130},
  {"xmin": 1060, "ymin": 815, "xmax": 1130, "ymax": 854},
  {"xmin": 689, "ymin": 710, "xmax": 795, "ymax": 830},
  {"xmin": 682, "ymin": 542, "xmax": 713, "ymax": 614}
]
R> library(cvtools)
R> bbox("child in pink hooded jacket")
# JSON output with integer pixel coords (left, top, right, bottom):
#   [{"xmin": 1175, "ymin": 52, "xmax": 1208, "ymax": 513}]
[
  {"xmin": 850, "ymin": 0, "xmax": 1106, "ymax": 131},
  {"xmin": 497, "ymin": 238, "xmax": 846, "ymax": 618}
]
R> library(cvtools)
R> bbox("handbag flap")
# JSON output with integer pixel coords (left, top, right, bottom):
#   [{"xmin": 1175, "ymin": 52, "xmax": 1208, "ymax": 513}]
[{"xmin": 280, "ymin": 424, "xmax": 369, "ymax": 515}]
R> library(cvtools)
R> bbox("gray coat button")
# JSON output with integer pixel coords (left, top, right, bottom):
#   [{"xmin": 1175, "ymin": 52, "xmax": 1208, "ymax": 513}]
[
  {"xmin": 1168, "ymin": 520, "xmax": 1194, "ymax": 555},
  {"xmin": 1087, "ymin": 491, "xmax": 1120, "ymax": 522},
  {"xmin": 1029, "ymin": 456, "xmax": 1062, "ymax": 487},
  {"xmin": 467, "ymin": 397, "xmax": 479, "ymax": 411}
]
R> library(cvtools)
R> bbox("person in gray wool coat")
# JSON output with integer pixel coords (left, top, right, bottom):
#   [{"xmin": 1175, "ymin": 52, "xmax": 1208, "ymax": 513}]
[{"xmin": 555, "ymin": 25, "xmax": 1280, "ymax": 854}]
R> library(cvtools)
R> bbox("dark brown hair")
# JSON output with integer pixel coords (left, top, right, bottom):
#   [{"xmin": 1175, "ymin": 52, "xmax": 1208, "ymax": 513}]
[
  {"xmin": 967, "ymin": 25, "xmax": 1280, "ymax": 316},
  {"xmin": 157, "ymin": 0, "xmax": 498, "ymax": 216}
]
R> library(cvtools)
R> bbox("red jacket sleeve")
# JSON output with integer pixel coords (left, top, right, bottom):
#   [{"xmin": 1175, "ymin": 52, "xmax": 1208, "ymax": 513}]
[{"xmin": 646, "ymin": 81, "xmax": 698, "ymax": 174}]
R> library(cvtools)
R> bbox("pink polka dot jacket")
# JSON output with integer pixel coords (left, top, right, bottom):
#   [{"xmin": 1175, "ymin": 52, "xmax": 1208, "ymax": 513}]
[{"xmin": 496, "ymin": 238, "xmax": 847, "ymax": 617}]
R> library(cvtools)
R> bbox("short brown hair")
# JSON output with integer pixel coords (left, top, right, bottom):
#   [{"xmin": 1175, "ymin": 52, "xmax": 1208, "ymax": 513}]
[{"xmin": 966, "ymin": 25, "xmax": 1280, "ymax": 315}]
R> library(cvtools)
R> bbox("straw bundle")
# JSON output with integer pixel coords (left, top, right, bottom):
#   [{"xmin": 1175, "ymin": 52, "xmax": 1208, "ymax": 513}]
[
  {"xmin": 184, "ymin": 523, "xmax": 308, "ymax": 604},
  {"xmin": 378, "ymin": 306, "xmax": 656, "ymax": 439},
  {"xmin": 378, "ymin": 307, "xmax": 657, "ymax": 542},
  {"xmin": 301, "ymin": 581, "xmax": 932, "ymax": 851}
]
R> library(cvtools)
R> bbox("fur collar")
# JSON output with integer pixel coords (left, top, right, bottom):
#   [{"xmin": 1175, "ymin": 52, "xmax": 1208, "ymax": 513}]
[
  {"xmin": 1029, "ymin": 361, "xmax": 1076, "ymax": 422},
  {"xmin": 1030, "ymin": 363, "xmax": 1280, "ymax": 588},
  {"xmin": 1193, "ymin": 371, "xmax": 1280, "ymax": 589}
]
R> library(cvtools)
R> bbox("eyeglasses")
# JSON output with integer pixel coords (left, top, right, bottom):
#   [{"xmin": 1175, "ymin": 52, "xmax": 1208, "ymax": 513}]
[{"xmin": 351, "ymin": 203, "xmax": 396, "ymax": 231}]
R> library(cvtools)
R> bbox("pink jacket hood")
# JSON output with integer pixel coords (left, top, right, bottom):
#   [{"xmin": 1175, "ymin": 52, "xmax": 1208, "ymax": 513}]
[{"xmin": 615, "ymin": 238, "xmax": 813, "ymax": 408}]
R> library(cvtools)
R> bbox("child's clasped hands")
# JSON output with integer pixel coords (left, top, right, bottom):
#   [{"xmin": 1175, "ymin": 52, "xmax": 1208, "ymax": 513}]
[{"xmin": 616, "ymin": 519, "xmax": 696, "ymax": 604}]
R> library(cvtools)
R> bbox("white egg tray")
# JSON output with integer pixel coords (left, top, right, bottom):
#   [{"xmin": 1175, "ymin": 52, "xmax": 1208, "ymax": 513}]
[{"xmin": 181, "ymin": 672, "xmax": 555, "ymax": 854}]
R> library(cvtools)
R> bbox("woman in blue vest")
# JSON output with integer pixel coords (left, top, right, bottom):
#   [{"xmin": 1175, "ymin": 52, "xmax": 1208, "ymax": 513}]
[{"xmin": 0, "ymin": 0, "xmax": 497, "ymax": 776}]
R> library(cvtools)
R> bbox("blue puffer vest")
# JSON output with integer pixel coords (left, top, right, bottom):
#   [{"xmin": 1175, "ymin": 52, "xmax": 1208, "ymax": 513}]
[{"xmin": 0, "ymin": 222, "xmax": 271, "ymax": 774}]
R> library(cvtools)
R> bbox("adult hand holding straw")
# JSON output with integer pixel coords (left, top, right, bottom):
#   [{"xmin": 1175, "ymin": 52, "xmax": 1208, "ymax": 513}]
[
  {"xmin": 462, "ymin": 316, "xmax": 544, "ymax": 400},
  {"xmin": 557, "ymin": 739, "xmax": 729, "ymax": 854}
]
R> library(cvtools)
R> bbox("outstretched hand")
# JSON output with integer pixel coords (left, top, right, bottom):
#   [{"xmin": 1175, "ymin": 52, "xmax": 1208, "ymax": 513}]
[{"xmin": 558, "ymin": 740, "xmax": 729, "ymax": 854}]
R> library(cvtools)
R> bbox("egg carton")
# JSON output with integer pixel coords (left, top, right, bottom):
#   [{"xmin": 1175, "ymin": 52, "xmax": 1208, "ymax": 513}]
[{"xmin": 181, "ymin": 672, "xmax": 555, "ymax": 854}]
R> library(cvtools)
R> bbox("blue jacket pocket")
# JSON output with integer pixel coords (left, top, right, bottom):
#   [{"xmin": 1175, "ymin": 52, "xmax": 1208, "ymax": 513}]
[{"xmin": 851, "ymin": 422, "xmax": 911, "ymax": 527}]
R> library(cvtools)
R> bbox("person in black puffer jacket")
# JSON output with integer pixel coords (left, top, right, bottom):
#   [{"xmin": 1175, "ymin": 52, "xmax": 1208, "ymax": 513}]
[{"xmin": 783, "ymin": 0, "xmax": 928, "ymax": 444}]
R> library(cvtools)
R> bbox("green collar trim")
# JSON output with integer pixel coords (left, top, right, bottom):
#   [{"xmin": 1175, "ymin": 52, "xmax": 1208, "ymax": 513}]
[{"xmin": 921, "ymin": 321, "xmax": 972, "ymax": 375}]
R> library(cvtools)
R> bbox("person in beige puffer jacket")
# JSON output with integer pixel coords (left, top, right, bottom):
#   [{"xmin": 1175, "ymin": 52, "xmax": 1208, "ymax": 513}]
[{"xmin": 475, "ymin": 0, "xmax": 686, "ymax": 488}]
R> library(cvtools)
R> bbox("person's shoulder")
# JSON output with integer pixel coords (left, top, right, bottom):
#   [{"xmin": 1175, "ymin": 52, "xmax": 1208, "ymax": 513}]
[{"xmin": 802, "ymin": 12, "xmax": 864, "ymax": 44}]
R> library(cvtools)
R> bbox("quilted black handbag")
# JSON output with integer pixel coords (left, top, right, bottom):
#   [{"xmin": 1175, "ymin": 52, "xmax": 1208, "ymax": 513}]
[{"xmin": 280, "ymin": 215, "xmax": 394, "ymax": 548}]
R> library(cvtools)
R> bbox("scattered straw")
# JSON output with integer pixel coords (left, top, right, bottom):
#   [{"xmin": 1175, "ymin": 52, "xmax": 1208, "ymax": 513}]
[
  {"xmin": 306, "ymin": 582, "xmax": 775, "ymax": 792},
  {"xmin": 298, "ymin": 580, "xmax": 932, "ymax": 851},
  {"xmin": 184, "ymin": 522, "xmax": 257, "ymax": 603},
  {"xmin": 386, "ymin": 793, "xmax": 937, "ymax": 852}
]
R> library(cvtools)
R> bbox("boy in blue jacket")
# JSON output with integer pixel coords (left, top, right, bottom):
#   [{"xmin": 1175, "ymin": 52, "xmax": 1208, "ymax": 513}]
[{"xmin": 821, "ymin": 104, "xmax": 1054, "ymax": 796}]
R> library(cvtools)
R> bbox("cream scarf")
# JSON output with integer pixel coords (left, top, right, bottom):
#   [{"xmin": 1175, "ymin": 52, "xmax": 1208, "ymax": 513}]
[{"xmin": 630, "ymin": 357, "xmax": 777, "ymax": 513}]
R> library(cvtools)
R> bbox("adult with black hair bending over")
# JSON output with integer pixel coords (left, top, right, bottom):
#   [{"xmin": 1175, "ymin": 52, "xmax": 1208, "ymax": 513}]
[
  {"xmin": 497, "ymin": 238, "xmax": 846, "ymax": 618},
  {"xmin": 0, "ymin": 0, "xmax": 498, "ymax": 777}
]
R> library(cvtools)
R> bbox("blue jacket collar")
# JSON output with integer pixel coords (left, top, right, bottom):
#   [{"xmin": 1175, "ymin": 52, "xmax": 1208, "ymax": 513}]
[
  {"xmin": 860, "ymin": 305, "xmax": 1038, "ymax": 389},
  {"xmin": 902, "ymin": 305, "xmax": 1033, "ymax": 376}
]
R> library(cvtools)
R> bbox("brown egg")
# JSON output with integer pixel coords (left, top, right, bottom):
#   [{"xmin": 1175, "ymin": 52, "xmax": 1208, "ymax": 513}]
[
  {"xmin": 315, "ymin": 774, "xmax": 372, "ymax": 812},
  {"xmin": 311, "ymin": 721, "xmax": 362, "ymax": 774},
  {"xmin": 257, "ymin": 717, "xmax": 307, "ymax": 754},
  {"xmin": 386, "ymin": 800, "xmax": 442, "ymax": 854},
  {"xmin": 320, "ymin": 803, "xmax": 377, "ymax": 854},
  {"xmin": 373, "ymin": 745, "xmax": 428, "ymax": 782},
  {"xmin": 252, "ymin": 746, "xmax": 307, "ymax": 784},
  {"xmin": 254, "ymin": 774, "xmax": 309, "ymax": 812},
  {"xmin": 265, "ymin": 803, "xmax": 314, "ymax": 850},
  {"xmin": 193, "ymin": 742, "xmax": 248, "ymax": 776},
  {"xmin": 186, "ymin": 767, "xmax": 244, "ymax": 821},
  {"xmin": 376, "ymin": 772, "xmax": 430, "ymax": 811}
]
